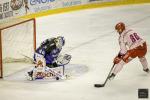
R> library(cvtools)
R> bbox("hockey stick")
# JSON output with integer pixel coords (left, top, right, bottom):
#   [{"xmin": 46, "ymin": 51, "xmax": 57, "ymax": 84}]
[
  {"xmin": 20, "ymin": 53, "xmax": 34, "ymax": 63},
  {"xmin": 47, "ymin": 67, "xmax": 66, "ymax": 80},
  {"xmin": 94, "ymin": 63, "xmax": 115, "ymax": 88}
]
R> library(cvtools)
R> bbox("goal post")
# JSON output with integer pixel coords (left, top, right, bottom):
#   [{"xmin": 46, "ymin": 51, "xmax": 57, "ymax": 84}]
[
  {"xmin": 0, "ymin": 30, "xmax": 2, "ymax": 78},
  {"xmin": 0, "ymin": 18, "xmax": 36, "ymax": 78}
]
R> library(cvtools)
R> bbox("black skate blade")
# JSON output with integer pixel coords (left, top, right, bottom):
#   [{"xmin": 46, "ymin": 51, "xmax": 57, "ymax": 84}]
[{"xmin": 94, "ymin": 84, "xmax": 105, "ymax": 88}]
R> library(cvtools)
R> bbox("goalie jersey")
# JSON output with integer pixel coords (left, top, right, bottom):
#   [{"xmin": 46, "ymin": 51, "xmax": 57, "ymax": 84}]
[{"xmin": 33, "ymin": 38, "xmax": 62, "ymax": 67}]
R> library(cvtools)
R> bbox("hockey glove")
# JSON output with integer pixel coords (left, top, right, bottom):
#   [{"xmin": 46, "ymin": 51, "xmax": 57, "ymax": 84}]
[
  {"xmin": 113, "ymin": 52, "xmax": 125, "ymax": 64},
  {"xmin": 113, "ymin": 56, "xmax": 122, "ymax": 64}
]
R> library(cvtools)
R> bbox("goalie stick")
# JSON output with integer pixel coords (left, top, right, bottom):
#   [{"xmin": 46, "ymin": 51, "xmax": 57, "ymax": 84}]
[
  {"xmin": 46, "ymin": 67, "xmax": 69, "ymax": 80},
  {"xmin": 20, "ymin": 53, "xmax": 34, "ymax": 63},
  {"xmin": 94, "ymin": 64, "xmax": 115, "ymax": 88}
]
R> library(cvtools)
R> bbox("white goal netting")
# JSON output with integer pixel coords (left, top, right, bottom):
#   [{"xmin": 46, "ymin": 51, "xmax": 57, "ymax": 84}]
[
  {"xmin": 0, "ymin": 18, "xmax": 36, "ymax": 77},
  {"xmin": 1, "ymin": 19, "xmax": 35, "ymax": 64}
]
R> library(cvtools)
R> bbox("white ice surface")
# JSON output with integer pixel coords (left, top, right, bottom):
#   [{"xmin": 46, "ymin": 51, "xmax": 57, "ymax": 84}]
[{"xmin": 0, "ymin": 3, "xmax": 150, "ymax": 100}]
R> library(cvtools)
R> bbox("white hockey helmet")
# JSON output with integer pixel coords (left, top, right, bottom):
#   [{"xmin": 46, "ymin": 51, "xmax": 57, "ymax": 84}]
[{"xmin": 55, "ymin": 36, "xmax": 65, "ymax": 48}]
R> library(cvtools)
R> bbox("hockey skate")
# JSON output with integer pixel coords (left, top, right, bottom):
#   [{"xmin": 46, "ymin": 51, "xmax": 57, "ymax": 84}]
[
  {"xmin": 143, "ymin": 68, "xmax": 150, "ymax": 73},
  {"xmin": 27, "ymin": 71, "xmax": 34, "ymax": 81}
]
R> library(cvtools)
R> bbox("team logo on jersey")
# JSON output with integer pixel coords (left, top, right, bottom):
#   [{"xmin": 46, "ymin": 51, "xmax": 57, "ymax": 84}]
[{"xmin": 10, "ymin": 0, "xmax": 23, "ymax": 10}]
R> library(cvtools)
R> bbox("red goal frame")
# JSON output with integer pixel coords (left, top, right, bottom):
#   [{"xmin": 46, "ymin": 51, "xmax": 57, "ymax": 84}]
[{"xmin": 0, "ymin": 18, "xmax": 36, "ymax": 78}]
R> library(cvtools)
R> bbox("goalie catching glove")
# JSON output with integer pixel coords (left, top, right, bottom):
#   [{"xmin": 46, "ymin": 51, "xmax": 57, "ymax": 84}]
[{"xmin": 56, "ymin": 54, "xmax": 71, "ymax": 66}]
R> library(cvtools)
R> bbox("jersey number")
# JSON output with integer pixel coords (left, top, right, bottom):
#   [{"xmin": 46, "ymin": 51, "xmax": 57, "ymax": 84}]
[{"xmin": 130, "ymin": 33, "xmax": 140, "ymax": 43}]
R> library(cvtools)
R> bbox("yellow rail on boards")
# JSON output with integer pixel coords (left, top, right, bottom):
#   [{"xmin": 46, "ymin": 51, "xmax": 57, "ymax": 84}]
[{"xmin": 21, "ymin": 0, "xmax": 150, "ymax": 19}]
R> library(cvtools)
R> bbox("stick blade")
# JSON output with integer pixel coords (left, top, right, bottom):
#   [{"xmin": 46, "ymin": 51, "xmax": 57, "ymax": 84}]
[{"xmin": 94, "ymin": 84, "xmax": 105, "ymax": 88}]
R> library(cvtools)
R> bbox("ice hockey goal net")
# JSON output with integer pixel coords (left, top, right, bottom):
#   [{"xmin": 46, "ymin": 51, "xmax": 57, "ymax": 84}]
[{"xmin": 0, "ymin": 18, "xmax": 36, "ymax": 78}]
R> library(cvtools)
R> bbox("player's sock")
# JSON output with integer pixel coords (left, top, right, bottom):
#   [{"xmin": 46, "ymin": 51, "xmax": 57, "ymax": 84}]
[{"xmin": 139, "ymin": 57, "xmax": 149, "ymax": 70}]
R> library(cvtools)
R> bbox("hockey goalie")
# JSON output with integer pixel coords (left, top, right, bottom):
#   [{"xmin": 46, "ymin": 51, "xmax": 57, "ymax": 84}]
[{"xmin": 27, "ymin": 36, "xmax": 71, "ymax": 80}]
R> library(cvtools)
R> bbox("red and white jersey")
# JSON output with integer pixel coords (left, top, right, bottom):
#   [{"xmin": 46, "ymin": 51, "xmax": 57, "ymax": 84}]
[{"xmin": 118, "ymin": 29, "xmax": 145, "ymax": 54}]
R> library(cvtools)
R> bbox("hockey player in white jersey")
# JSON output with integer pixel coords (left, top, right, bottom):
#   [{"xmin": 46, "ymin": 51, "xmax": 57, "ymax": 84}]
[{"xmin": 108, "ymin": 22, "xmax": 149, "ymax": 80}]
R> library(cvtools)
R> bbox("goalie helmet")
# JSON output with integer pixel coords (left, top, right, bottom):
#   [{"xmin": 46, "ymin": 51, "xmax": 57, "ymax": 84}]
[
  {"xmin": 115, "ymin": 22, "xmax": 125, "ymax": 34},
  {"xmin": 55, "ymin": 36, "xmax": 65, "ymax": 48}
]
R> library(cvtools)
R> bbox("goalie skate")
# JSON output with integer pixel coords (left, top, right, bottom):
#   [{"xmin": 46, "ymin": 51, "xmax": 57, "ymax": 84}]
[{"xmin": 26, "ymin": 71, "xmax": 34, "ymax": 81}]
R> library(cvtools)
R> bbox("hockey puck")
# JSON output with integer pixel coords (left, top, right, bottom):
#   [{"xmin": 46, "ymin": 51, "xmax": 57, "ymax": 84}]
[
  {"xmin": 56, "ymin": 77, "xmax": 59, "ymax": 80},
  {"xmin": 94, "ymin": 84, "xmax": 104, "ymax": 87}
]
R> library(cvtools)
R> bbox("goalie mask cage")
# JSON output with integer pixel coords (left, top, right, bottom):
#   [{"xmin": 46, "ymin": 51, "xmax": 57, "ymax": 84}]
[{"xmin": 0, "ymin": 18, "xmax": 36, "ymax": 78}]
